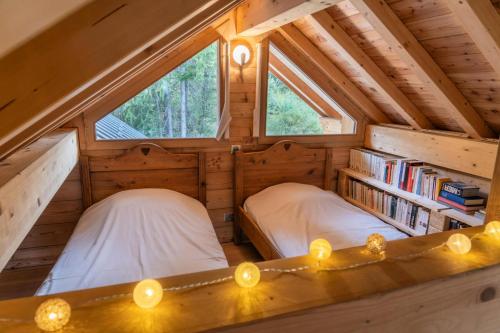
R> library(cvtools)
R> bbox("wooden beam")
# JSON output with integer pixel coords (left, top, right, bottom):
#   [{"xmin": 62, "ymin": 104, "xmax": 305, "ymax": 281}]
[
  {"xmin": 445, "ymin": 0, "xmax": 500, "ymax": 80},
  {"xmin": 307, "ymin": 11, "xmax": 433, "ymax": 130},
  {"xmin": 365, "ymin": 125, "xmax": 498, "ymax": 179},
  {"xmin": 0, "ymin": 129, "xmax": 78, "ymax": 271},
  {"xmin": 278, "ymin": 23, "xmax": 390, "ymax": 124},
  {"xmin": 236, "ymin": 0, "xmax": 342, "ymax": 36},
  {"xmin": 2, "ymin": 226, "xmax": 500, "ymax": 331},
  {"xmin": 486, "ymin": 140, "xmax": 500, "ymax": 222},
  {"xmin": 0, "ymin": 0, "xmax": 241, "ymax": 160},
  {"xmin": 269, "ymin": 52, "xmax": 342, "ymax": 119},
  {"xmin": 351, "ymin": 0, "xmax": 495, "ymax": 139}
]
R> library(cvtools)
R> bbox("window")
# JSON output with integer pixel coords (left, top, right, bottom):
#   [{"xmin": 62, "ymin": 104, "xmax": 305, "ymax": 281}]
[
  {"xmin": 264, "ymin": 43, "xmax": 355, "ymax": 137},
  {"xmin": 95, "ymin": 41, "xmax": 220, "ymax": 140}
]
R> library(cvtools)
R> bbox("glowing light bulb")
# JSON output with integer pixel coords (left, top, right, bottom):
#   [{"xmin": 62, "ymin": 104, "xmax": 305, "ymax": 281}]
[
  {"xmin": 34, "ymin": 298, "xmax": 71, "ymax": 332},
  {"xmin": 485, "ymin": 221, "xmax": 500, "ymax": 238},
  {"xmin": 446, "ymin": 233, "xmax": 471, "ymax": 255},
  {"xmin": 232, "ymin": 44, "xmax": 251, "ymax": 65},
  {"xmin": 133, "ymin": 279, "xmax": 163, "ymax": 309},
  {"xmin": 309, "ymin": 238, "xmax": 332, "ymax": 261},
  {"xmin": 366, "ymin": 233, "xmax": 387, "ymax": 254},
  {"xmin": 234, "ymin": 262, "xmax": 260, "ymax": 288}
]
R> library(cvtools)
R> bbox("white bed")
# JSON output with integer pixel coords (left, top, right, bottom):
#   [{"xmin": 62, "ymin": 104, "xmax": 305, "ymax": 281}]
[
  {"xmin": 37, "ymin": 189, "xmax": 228, "ymax": 295},
  {"xmin": 244, "ymin": 183, "xmax": 408, "ymax": 258}
]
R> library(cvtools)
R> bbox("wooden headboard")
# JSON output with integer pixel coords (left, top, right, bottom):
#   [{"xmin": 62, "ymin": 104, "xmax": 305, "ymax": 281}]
[
  {"xmin": 83, "ymin": 143, "xmax": 205, "ymax": 206},
  {"xmin": 234, "ymin": 141, "xmax": 333, "ymax": 208}
]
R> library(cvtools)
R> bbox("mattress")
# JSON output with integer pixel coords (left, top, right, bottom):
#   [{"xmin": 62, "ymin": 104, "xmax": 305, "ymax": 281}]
[
  {"xmin": 244, "ymin": 183, "xmax": 408, "ymax": 258},
  {"xmin": 37, "ymin": 188, "xmax": 228, "ymax": 295}
]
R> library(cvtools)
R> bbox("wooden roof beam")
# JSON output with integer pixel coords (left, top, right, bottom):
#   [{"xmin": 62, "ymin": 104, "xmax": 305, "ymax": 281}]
[
  {"xmin": 236, "ymin": 0, "xmax": 343, "ymax": 37},
  {"xmin": 307, "ymin": 11, "xmax": 433, "ymax": 130},
  {"xmin": 278, "ymin": 23, "xmax": 390, "ymax": 124},
  {"xmin": 350, "ymin": 0, "xmax": 495, "ymax": 139},
  {"xmin": 0, "ymin": 129, "xmax": 78, "ymax": 271},
  {"xmin": 269, "ymin": 53, "xmax": 342, "ymax": 119},
  {"xmin": 445, "ymin": 0, "xmax": 500, "ymax": 80}
]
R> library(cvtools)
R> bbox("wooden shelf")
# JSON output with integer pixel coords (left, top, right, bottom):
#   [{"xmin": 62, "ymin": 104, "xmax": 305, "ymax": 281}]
[
  {"xmin": 441, "ymin": 209, "xmax": 484, "ymax": 227},
  {"xmin": 340, "ymin": 168, "xmax": 484, "ymax": 227},
  {"xmin": 343, "ymin": 196, "xmax": 420, "ymax": 236},
  {"xmin": 341, "ymin": 168, "xmax": 448, "ymax": 211}
]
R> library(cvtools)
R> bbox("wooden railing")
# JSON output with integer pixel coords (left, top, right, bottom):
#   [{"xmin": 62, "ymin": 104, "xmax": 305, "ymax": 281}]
[{"xmin": 2, "ymin": 226, "xmax": 500, "ymax": 332}]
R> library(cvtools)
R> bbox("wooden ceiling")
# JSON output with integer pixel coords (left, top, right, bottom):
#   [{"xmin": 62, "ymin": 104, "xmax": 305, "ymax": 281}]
[
  {"xmin": 0, "ymin": 0, "xmax": 498, "ymax": 159},
  {"xmin": 239, "ymin": 0, "xmax": 500, "ymax": 138}
]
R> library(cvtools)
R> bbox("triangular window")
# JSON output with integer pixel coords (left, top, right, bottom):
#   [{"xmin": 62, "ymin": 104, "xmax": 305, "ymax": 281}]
[
  {"xmin": 265, "ymin": 42, "xmax": 355, "ymax": 136},
  {"xmin": 95, "ymin": 41, "xmax": 220, "ymax": 140}
]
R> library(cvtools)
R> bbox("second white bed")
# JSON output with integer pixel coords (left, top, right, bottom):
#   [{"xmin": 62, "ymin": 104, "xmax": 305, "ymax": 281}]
[
  {"xmin": 37, "ymin": 188, "xmax": 228, "ymax": 295},
  {"xmin": 244, "ymin": 183, "xmax": 408, "ymax": 258}
]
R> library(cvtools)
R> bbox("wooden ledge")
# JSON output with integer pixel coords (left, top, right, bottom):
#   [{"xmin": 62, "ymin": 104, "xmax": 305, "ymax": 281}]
[{"xmin": 2, "ymin": 226, "xmax": 500, "ymax": 332}]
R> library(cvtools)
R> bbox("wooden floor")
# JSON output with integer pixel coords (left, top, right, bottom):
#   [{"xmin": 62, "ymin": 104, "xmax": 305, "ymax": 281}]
[{"xmin": 0, "ymin": 242, "xmax": 262, "ymax": 301}]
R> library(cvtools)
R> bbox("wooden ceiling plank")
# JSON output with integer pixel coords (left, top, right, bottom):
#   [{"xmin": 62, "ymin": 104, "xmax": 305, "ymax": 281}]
[
  {"xmin": 308, "ymin": 11, "xmax": 433, "ymax": 130},
  {"xmin": 269, "ymin": 53, "xmax": 342, "ymax": 119},
  {"xmin": 351, "ymin": 0, "xmax": 495, "ymax": 139},
  {"xmin": 0, "ymin": 0, "xmax": 241, "ymax": 160},
  {"xmin": 445, "ymin": 0, "xmax": 500, "ymax": 80},
  {"xmin": 278, "ymin": 23, "xmax": 390, "ymax": 123},
  {"xmin": 236, "ymin": 0, "xmax": 343, "ymax": 37}
]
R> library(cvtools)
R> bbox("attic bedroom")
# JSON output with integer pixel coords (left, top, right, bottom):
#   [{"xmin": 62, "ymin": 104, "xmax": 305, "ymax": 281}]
[{"xmin": 0, "ymin": 0, "xmax": 499, "ymax": 332}]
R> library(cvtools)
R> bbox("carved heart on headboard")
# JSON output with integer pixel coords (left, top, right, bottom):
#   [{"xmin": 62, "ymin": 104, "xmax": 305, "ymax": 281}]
[{"xmin": 141, "ymin": 147, "xmax": 151, "ymax": 156}]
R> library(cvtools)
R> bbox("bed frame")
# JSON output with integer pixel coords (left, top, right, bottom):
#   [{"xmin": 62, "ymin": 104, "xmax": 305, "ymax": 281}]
[
  {"xmin": 82, "ymin": 143, "xmax": 206, "ymax": 207},
  {"xmin": 234, "ymin": 141, "xmax": 334, "ymax": 260}
]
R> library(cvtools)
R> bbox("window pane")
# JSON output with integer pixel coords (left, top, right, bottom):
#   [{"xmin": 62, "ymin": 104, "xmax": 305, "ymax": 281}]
[
  {"xmin": 266, "ymin": 43, "xmax": 356, "ymax": 136},
  {"xmin": 266, "ymin": 73, "xmax": 324, "ymax": 136},
  {"xmin": 96, "ymin": 42, "xmax": 219, "ymax": 140}
]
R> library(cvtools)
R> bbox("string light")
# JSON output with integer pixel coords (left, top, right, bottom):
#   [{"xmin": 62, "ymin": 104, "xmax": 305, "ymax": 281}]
[
  {"xmin": 309, "ymin": 238, "xmax": 332, "ymax": 261},
  {"xmin": 34, "ymin": 298, "xmax": 71, "ymax": 332},
  {"xmin": 2, "ymin": 229, "xmax": 495, "ymax": 328},
  {"xmin": 446, "ymin": 233, "xmax": 472, "ymax": 255},
  {"xmin": 485, "ymin": 220, "xmax": 500, "ymax": 238},
  {"xmin": 366, "ymin": 233, "xmax": 387, "ymax": 254},
  {"xmin": 133, "ymin": 279, "xmax": 163, "ymax": 309},
  {"xmin": 234, "ymin": 262, "xmax": 260, "ymax": 288}
]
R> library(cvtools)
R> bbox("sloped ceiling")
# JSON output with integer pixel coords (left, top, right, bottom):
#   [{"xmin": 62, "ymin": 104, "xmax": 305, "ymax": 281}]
[
  {"xmin": 0, "ymin": 0, "xmax": 498, "ymax": 159},
  {"xmin": 292, "ymin": 0, "xmax": 500, "ymax": 135},
  {"xmin": 0, "ymin": 0, "xmax": 92, "ymax": 57}
]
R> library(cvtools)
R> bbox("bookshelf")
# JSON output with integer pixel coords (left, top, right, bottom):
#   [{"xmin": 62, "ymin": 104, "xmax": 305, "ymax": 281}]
[
  {"xmin": 339, "ymin": 168, "xmax": 484, "ymax": 230},
  {"xmin": 343, "ymin": 196, "xmax": 420, "ymax": 236}
]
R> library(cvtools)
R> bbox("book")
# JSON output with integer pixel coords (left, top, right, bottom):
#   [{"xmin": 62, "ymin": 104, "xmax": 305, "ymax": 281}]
[
  {"xmin": 437, "ymin": 196, "xmax": 484, "ymax": 212},
  {"xmin": 439, "ymin": 190, "xmax": 485, "ymax": 206},
  {"xmin": 414, "ymin": 208, "xmax": 430, "ymax": 235},
  {"xmin": 441, "ymin": 182, "xmax": 479, "ymax": 197},
  {"xmin": 434, "ymin": 177, "xmax": 451, "ymax": 201}
]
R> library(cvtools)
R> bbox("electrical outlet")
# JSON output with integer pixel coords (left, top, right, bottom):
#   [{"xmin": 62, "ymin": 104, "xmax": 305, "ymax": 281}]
[
  {"xmin": 230, "ymin": 145, "xmax": 241, "ymax": 154},
  {"xmin": 224, "ymin": 212, "xmax": 234, "ymax": 222}
]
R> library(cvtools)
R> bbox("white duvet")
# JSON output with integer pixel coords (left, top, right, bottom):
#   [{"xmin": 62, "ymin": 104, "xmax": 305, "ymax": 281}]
[
  {"xmin": 37, "ymin": 189, "xmax": 228, "ymax": 295},
  {"xmin": 244, "ymin": 183, "xmax": 407, "ymax": 258}
]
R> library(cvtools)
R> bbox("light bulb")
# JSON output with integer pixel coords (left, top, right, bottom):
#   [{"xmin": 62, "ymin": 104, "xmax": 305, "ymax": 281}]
[
  {"xmin": 234, "ymin": 262, "xmax": 260, "ymax": 288},
  {"xmin": 309, "ymin": 238, "xmax": 332, "ymax": 261},
  {"xmin": 446, "ymin": 233, "xmax": 471, "ymax": 255},
  {"xmin": 366, "ymin": 233, "xmax": 386, "ymax": 254},
  {"xmin": 232, "ymin": 44, "xmax": 251, "ymax": 65},
  {"xmin": 133, "ymin": 279, "xmax": 163, "ymax": 309},
  {"xmin": 34, "ymin": 298, "xmax": 71, "ymax": 332},
  {"xmin": 485, "ymin": 221, "xmax": 500, "ymax": 238}
]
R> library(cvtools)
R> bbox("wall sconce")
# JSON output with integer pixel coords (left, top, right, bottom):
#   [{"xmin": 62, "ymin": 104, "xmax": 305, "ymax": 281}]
[{"xmin": 231, "ymin": 40, "xmax": 252, "ymax": 66}]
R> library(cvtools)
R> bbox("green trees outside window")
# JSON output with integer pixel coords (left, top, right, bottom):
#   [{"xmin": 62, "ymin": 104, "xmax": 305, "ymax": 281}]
[{"xmin": 96, "ymin": 42, "xmax": 219, "ymax": 140}]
